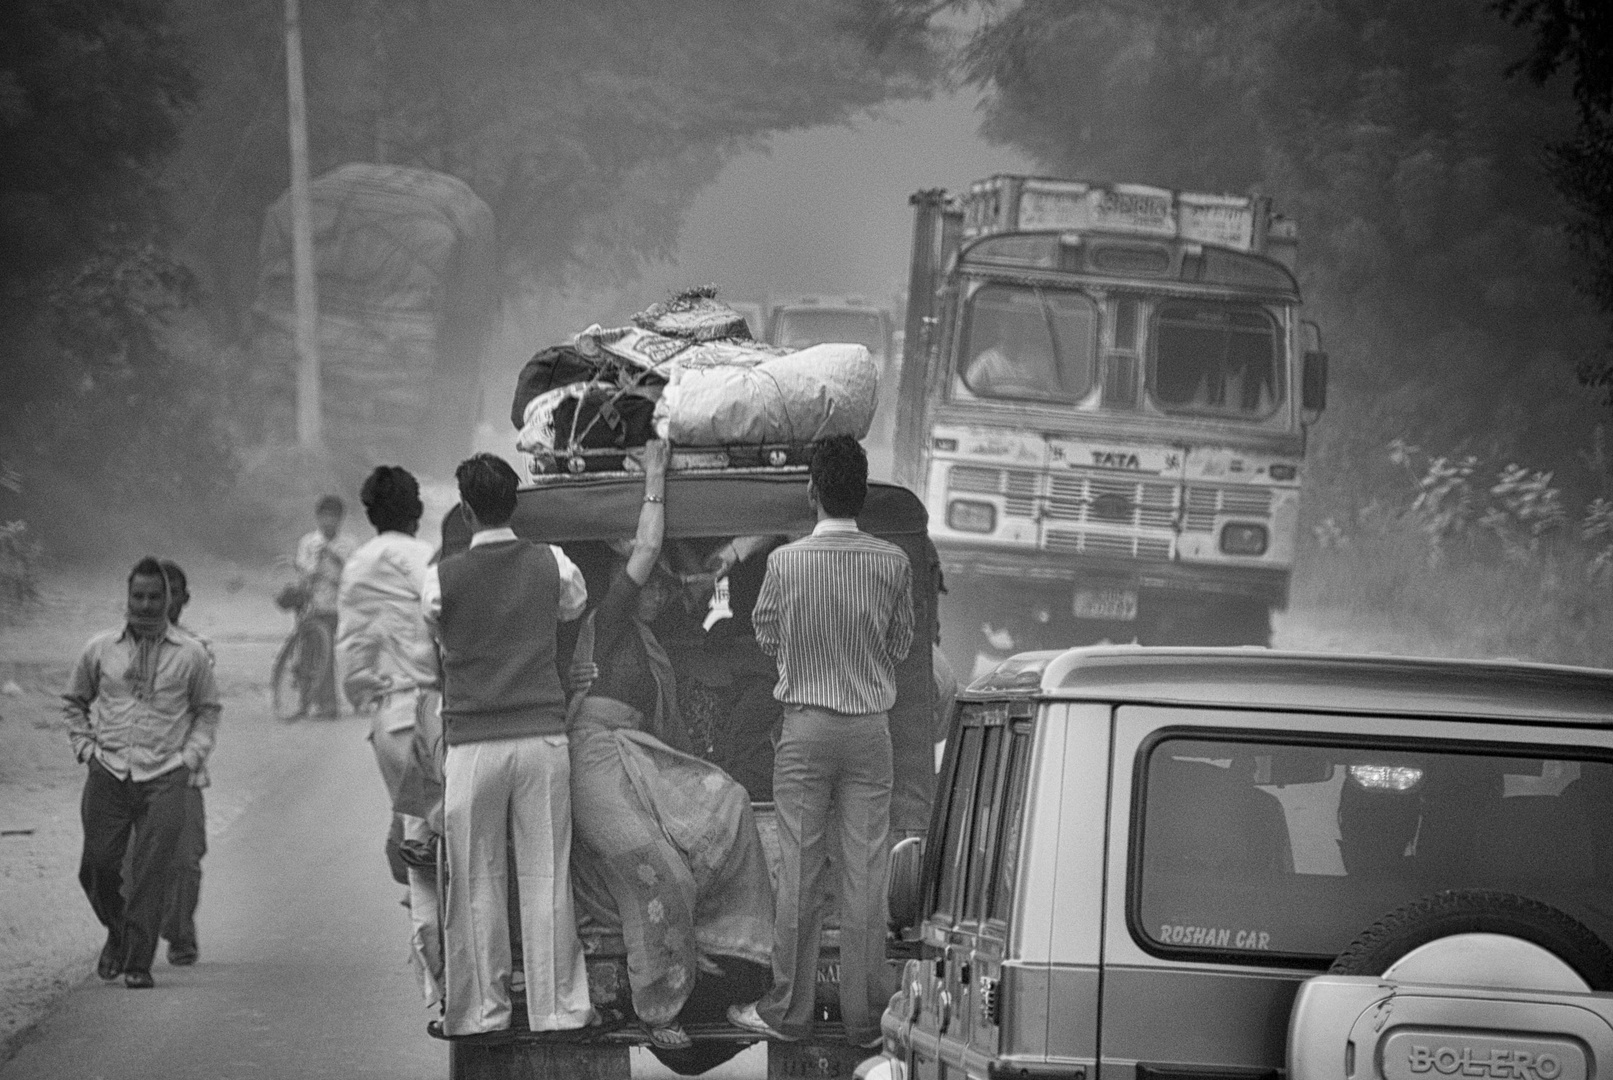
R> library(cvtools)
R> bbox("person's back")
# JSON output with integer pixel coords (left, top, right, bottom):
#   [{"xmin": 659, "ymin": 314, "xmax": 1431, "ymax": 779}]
[
  {"xmin": 732, "ymin": 435, "xmax": 914, "ymax": 1049},
  {"xmin": 435, "ymin": 537, "xmax": 566, "ymax": 743},
  {"xmin": 421, "ymin": 452, "xmax": 592, "ymax": 1039}
]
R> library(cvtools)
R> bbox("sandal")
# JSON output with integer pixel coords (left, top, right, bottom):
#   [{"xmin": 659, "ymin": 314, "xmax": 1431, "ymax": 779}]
[{"xmin": 647, "ymin": 1023, "xmax": 693, "ymax": 1051}]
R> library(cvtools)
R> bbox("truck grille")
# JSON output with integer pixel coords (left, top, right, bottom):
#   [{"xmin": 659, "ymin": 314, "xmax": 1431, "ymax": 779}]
[
  {"xmin": 1183, "ymin": 484, "xmax": 1274, "ymax": 532},
  {"xmin": 1045, "ymin": 529, "xmax": 1173, "ymax": 560},
  {"xmin": 948, "ymin": 466, "xmax": 1040, "ymax": 518},
  {"xmin": 1046, "ymin": 473, "xmax": 1178, "ymax": 529}
]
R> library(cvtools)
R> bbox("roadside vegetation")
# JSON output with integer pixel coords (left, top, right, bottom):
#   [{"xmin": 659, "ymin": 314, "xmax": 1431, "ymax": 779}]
[{"xmin": 1297, "ymin": 434, "xmax": 1613, "ymax": 667}]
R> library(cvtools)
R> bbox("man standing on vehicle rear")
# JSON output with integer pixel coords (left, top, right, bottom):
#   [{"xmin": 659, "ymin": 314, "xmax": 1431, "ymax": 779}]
[
  {"xmin": 421, "ymin": 453, "xmax": 593, "ymax": 1037},
  {"xmin": 730, "ymin": 435, "xmax": 915, "ymax": 1048}
]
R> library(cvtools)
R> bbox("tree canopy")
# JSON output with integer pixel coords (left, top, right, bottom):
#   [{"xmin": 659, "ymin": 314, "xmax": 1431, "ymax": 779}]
[{"xmin": 958, "ymin": 0, "xmax": 1608, "ymax": 509}]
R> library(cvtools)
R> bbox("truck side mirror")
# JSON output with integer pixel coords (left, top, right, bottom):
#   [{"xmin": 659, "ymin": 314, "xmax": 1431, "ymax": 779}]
[
  {"xmin": 887, "ymin": 835, "xmax": 925, "ymax": 934},
  {"xmin": 1302, "ymin": 350, "xmax": 1328, "ymax": 415}
]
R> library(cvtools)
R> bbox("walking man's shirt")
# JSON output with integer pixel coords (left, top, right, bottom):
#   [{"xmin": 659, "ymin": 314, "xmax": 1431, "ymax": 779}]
[
  {"xmin": 422, "ymin": 520, "xmax": 592, "ymax": 1036},
  {"xmin": 749, "ymin": 515, "xmax": 914, "ymax": 1044},
  {"xmin": 65, "ymin": 566, "xmax": 221, "ymax": 988}
]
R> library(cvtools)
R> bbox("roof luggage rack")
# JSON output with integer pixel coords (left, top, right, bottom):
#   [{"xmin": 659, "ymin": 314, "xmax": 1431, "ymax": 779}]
[{"xmin": 532, "ymin": 441, "xmax": 819, "ymax": 480}]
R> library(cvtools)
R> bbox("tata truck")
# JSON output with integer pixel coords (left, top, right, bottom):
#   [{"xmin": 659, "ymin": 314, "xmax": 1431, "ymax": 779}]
[{"xmin": 895, "ymin": 176, "xmax": 1328, "ymax": 674}]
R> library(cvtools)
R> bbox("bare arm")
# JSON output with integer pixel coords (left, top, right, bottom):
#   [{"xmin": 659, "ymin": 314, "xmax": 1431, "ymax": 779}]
[{"xmin": 624, "ymin": 439, "xmax": 669, "ymax": 586}]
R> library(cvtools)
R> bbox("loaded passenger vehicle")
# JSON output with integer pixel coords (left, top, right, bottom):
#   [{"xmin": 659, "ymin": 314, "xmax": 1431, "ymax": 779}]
[
  {"xmin": 857, "ymin": 646, "xmax": 1613, "ymax": 1080},
  {"xmin": 437, "ymin": 466, "xmax": 939, "ymax": 1080}
]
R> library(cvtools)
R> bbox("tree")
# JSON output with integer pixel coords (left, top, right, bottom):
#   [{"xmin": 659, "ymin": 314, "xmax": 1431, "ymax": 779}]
[
  {"xmin": 1495, "ymin": 0, "xmax": 1613, "ymax": 404},
  {"xmin": 0, "ymin": 0, "xmax": 234, "ymax": 554},
  {"xmin": 957, "ymin": 0, "xmax": 1608, "ymax": 511},
  {"xmin": 168, "ymin": 0, "xmax": 944, "ymax": 317}
]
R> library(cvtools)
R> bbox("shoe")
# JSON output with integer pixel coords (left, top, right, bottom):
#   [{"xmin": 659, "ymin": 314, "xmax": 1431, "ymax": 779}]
[
  {"xmin": 646, "ymin": 1022, "xmax": 693, "ymax": 1051},
  {"xmin": 124, "ymin": 970, "xmax": 155, "ymax": 989},
  {"xmin": 96, "ymin": 935, "xmax": 123, "ymax": 981},
  {"xmin": 426, "ymin": 1020, "xmax": 513, "ymax": 1044},
  {"xmin": 167, "ymin": 943, "xmax": 198, "ymax": 966},
  {"xmin": 727, "ymin": 1002, "xmax": 797, "ymax": 1041}
]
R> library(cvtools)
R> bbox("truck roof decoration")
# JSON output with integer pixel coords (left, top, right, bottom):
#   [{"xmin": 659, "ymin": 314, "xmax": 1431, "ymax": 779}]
[{"xmin": 963, "ymin": 174, "xmax": 1281, "ymax": 254}]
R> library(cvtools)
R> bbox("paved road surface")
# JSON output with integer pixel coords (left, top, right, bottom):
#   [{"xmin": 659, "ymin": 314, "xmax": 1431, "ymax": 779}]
[
  {"xmin": 0, "ymin": 711, "xmax": 448, "ymax": 1080},
  {"xmin": 0, "ymin": 635, "xmax": 766, "ymax": 1079}
]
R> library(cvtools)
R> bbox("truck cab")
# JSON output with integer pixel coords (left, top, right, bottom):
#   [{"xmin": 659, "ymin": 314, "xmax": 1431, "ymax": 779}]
[
  {"xmin": 897, "ymin": 177, "xmax": 1330, "ymax": 677},
  {"xmin": 862, "ymin": 647, "xmax": 1613, "ymax": 1080}
]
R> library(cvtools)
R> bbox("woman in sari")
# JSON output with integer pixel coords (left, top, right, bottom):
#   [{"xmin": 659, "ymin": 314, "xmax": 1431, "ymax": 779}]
[{"xmin": 568, "ymin": 439, "xmax": 774, "ymax": 1050}]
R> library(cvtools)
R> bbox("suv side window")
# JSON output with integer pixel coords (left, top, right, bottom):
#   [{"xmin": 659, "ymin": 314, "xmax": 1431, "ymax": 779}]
[
  {"xmin": 933, "ymin": 724, "xmax": 985, "ymax": 924},
  {"xmin": 986, "ymin": 726, "xmax": 1035, "ymax": 923},
  {"xmin": 961, "ymin": 725, "xmax": 1005, "ymax": 919}
]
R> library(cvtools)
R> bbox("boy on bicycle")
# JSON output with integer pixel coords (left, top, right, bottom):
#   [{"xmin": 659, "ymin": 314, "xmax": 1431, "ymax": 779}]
[{"xmin": 294, "ymin": 494, "xmax": 354, "ymax": 718}]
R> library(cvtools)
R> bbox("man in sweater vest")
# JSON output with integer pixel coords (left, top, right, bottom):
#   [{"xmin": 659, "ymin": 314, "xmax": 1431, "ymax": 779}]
[{"xmin": 421, "ymin": 453, "xmax": 593, "ymax": 1037}]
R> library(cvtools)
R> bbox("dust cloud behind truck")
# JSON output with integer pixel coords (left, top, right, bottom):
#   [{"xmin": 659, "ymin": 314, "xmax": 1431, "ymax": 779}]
[
  {"xmin": 254, "ymin": 163, "xmax": 497, "ymax": 477},
  {"xmin": 897, "ymin": 175, "xmax": 1329, "ymax": 678}
]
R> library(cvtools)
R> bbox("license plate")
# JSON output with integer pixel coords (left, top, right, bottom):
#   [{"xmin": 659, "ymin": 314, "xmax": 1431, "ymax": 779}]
[{"xmin": 1074, "ymin": 586, "xmax": 1138, "ymax": 621}]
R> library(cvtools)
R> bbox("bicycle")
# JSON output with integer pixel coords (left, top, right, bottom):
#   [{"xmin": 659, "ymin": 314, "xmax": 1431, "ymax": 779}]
[{"xmin": 270, "ymin": 580, "xmax": 334, "ymax": 722}]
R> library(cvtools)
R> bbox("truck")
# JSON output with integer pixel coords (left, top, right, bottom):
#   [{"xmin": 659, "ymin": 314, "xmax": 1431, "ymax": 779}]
[{"xmin": 894, "ymin": 176, "xmax": 1328, "ymax": 677}]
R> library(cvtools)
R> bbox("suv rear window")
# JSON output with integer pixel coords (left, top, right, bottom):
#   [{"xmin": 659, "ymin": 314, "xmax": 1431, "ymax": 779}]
[{"xmin": 1133, "ymin": 734, "xmax": 1613, "ymax": 963}]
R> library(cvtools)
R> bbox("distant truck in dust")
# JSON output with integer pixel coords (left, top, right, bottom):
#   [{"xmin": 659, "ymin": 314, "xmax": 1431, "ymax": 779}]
[
  {"xmin": 254, "ymin": 163, "xmax": 497, "ymax": 476},
  {"xmin": 896, "ymin": 175, "xmax": 1329, "ymax": 676},
  {"xmin": 764, "ymin": 296, "xmax": 900, "ymax": 480}
]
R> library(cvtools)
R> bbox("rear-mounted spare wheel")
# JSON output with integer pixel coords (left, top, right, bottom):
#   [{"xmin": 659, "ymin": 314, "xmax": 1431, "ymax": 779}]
[
  {"xmin": 1289, "ymin": 891, "xmax": 1613, "ymax": 1080},
  {"xmin": 1329, "ymin": 889, "xmax": 1613, "ymax": 991}
]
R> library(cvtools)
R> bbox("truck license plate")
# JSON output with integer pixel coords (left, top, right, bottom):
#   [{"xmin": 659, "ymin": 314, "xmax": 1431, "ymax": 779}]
[{"xmin": 1074, "ymin": 586, "xmax": 1138, "ymax": 621}]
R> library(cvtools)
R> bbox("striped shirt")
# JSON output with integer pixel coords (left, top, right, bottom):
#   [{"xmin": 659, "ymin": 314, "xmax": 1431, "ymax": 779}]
[{"xmin": 753, "ymin": 518, "xmax": 915, "ymax": 715}]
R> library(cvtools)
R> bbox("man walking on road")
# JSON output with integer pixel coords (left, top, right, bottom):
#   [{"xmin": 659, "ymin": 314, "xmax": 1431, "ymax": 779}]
[
  {"xmin": 730, "ymin": 435, "xmax": 915, "ymax": 1048},
  {"xmin": 422, "ymin": 453, "xmax": 594, "ymax": 1037},
  {"xmin": 294, "ymin": 494, "xmax": 355, "ymax": 718},
  {"xmin": 65, "ymin": 557, "xmax": 222, "ymax": 989},
  {"xmin": 157, "ymin": 559, "xmax": 210, "ymax": 967}
]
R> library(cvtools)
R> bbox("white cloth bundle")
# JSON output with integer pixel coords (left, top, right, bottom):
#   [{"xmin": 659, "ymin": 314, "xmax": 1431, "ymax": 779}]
[{"xmin": 654, "ymin": 342, "xmax": 879, "ymax": 446}]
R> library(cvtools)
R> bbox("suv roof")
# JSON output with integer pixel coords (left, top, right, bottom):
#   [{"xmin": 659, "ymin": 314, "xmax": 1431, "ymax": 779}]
[{"xmin": 965, "ymin": 646, "xmax": 1613, "ymax": 726}]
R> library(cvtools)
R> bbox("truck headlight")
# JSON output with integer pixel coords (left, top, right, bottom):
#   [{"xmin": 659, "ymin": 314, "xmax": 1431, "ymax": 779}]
[
  {"xmin": 941, "ymin": 502, "xmax": 993, "ymax": 535},
  {"xmin": 947, "ymin": 500, "xmax": 996, "ymax": 533},
  {"xmin": 1219, "ymin": 522, "xmax": 1268, "ymax": 555}
]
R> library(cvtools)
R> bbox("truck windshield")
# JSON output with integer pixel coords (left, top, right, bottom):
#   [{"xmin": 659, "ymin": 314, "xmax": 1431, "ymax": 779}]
[
  {"xmin": 957, "ymin": 284, "xmax": 1095, "ymax": 403},
  {"xmin": 1135, "ymin": 733, "xmax": 1613, "ymax": 962},
  {"xmin": 774, "ymin": 309, "xmax": 888, "ymax": 354},
  {"xmin": 1150, "ymin": 302, "xmax": 1283, "ymax": 418}
]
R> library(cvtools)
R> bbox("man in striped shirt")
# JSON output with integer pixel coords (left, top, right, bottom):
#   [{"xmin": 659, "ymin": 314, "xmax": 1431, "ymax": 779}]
[{"xmin": 729, "ymin": 435, "xmax": 915, "ymax": 1048}]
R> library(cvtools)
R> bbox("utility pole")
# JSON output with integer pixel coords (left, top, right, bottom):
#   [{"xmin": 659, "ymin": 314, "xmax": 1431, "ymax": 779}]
[{"xmin": 285, "ymin": 0, "xmax": 321, "ymax": 448}]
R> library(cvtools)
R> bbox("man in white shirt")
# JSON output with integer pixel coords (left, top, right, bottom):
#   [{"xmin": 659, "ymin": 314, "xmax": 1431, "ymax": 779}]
[{"xmin": 337, "ymin": 467, "xmax": 437, "ymax": 896}]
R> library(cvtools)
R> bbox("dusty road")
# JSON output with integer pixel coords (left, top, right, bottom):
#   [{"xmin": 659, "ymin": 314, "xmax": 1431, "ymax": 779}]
[{"xmin": 0, "ymin": 564, "xmax": 771, "ymax": 1078}]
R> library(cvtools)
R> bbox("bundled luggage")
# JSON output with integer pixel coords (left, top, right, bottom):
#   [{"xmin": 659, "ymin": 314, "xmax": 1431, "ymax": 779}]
[{"xmin": 513, "ymin": 287, "xmax": 879, "ymax": 478}]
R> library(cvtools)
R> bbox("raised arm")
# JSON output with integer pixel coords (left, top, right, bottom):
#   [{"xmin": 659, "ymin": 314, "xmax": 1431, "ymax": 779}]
[{"xmin": 624, "ymin": 439, "xmax": 669, "ymax": 586}]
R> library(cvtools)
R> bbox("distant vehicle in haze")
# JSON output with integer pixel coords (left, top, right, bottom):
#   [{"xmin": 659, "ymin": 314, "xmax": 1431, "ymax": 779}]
[
  {"xmin": 765, "ymin": 296, "xmax": 900, "ymax": 480},
  {"xmin": 896, "ymin": 175, "xmax": 1329, "ymax": 676}
]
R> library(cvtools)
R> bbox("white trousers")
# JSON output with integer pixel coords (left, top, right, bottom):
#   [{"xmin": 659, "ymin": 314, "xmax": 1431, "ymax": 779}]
[
  {"xmin": 442, "ymin": 735, "xmax": 591, "ymax": 1035},
  {"xmin": 403, "ymin": 813, "xmax": 443, "ymax": 1009}
]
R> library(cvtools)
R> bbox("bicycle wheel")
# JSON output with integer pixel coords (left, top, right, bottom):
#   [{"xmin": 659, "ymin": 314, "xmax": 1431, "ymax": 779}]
[
  {"xmin": 270, "ymin": 629, "xmax": 306, "ymax": 722},
  {"xmin": 294, "ymin": 617, "xmax": 335, "ymax": 718}
]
